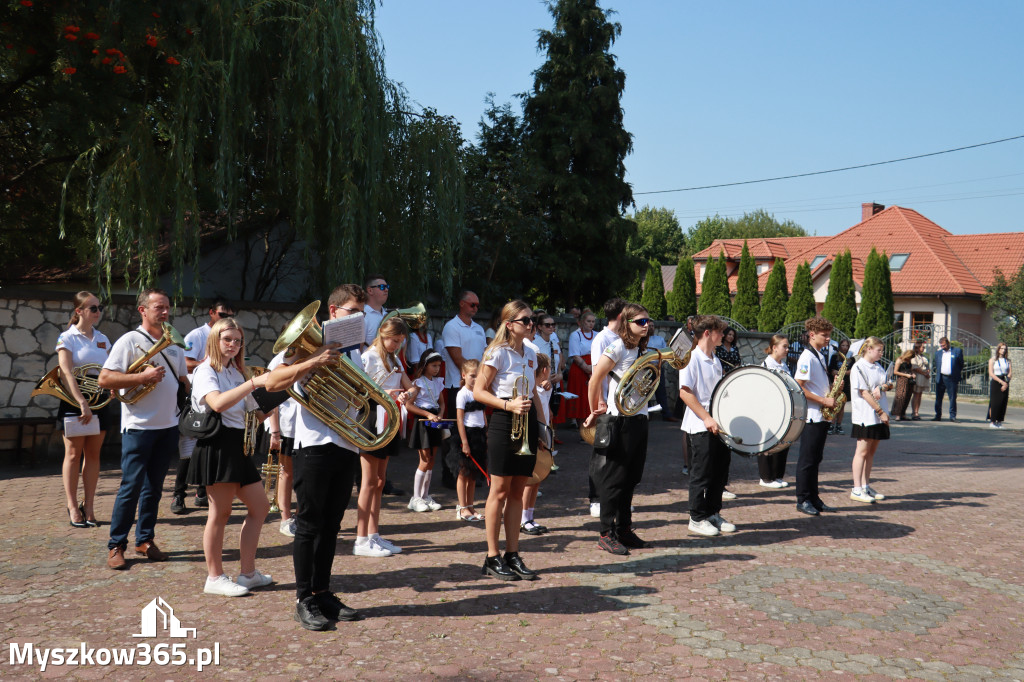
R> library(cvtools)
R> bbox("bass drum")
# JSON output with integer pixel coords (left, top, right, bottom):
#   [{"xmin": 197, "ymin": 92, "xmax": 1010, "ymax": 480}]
[{"xmin": 709, "ymin": 366, "xmax": 806, "ymax": 455}]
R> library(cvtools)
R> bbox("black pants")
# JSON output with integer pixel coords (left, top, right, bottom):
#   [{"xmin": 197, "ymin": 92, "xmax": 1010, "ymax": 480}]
[
  {"xmin": 172, "ymin": 456, "xmax": 206, "ymax": 498},
  {"xmin": 590, "ymin": 415, "xmax": 648, "ymax": 535},
  {"xmin": 757, "ymin": 447, "xmax": 789, "ymax": 482},
  {"xmin": 292, "ymin": 443, "xmax": 358, "ymax": 601},
  {"xmin": 795, "ymin": 422, "xmax": 829, "ymax": 505},
  {"xmin": 687, "ymin": 431, "xmax": 730, "ymax": 522}
]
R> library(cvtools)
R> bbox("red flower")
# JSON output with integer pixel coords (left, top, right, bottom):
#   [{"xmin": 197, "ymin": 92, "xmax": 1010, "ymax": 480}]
[
  {"xmin": 84, "ymin": 32, "xmax": 100, "ymax": 40},
  {"xmin": 185, "ymin": 28, "xmax": 194, "ymax": 36},
  {"xmin": 151, "ymin": 12, "xmax": 160, "ymax": 18},
  {"xmin": 5, "ymin": 44, "xmax": 13, "ymax": 50},
  {"xmin": 101, "ymin": 57, "xmax": 111, "ymax": 64},
  {"xmin": 92, "ymin": 48, "xmax": 98, "ymax": 54},
  {"xmin": 64, "ymin": 25, "xmax": 80, "ymax": 33},
  {"xmin": 19, "ymin": 0, "xmax": 33, "ymax": 7},
  {"xmin": 144, "ymin": 34, "xmax": 158, "ymax": 48},
  {"xmin": 165, "ymin": 56, "xmax": 180, "ymax": 65},
  {"xmin": 105, "ymin": 48, "xmax": 121, "ymax": 56},
  {"xmin": 113, "ymin": 65, "xmax": 126, "ymax": 74},
  {"xmin": 26, "ymin": 46, "xmax": 37, "ymax": 54},
  {"xmin": 63, "ymin": 67, "xmax": 76, "ymax": 74},
  {"xmin": 65, "ymin": 34, "xmax": 77, "ymax": 41}
]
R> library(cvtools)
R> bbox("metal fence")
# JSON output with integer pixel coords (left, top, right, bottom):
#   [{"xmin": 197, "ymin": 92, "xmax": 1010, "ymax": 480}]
[{"xmin": 879, "ymin": 324, "xmax": 993, "ymax": 397}]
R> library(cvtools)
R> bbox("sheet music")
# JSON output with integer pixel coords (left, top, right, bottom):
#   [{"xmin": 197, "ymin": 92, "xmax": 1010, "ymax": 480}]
[
  {"xmin": 322, "ymin": 313, "xmax": 365, "ymax": 353},
  {"xmin": 64, "ymin": 416, "xmax": 101, "ymax": 438}
]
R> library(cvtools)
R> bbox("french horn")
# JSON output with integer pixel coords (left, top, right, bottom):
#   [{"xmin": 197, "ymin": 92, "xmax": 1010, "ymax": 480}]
[
  {"xmin": 613, "ymin": 327, "xmax": 693, "ymax": 417},
  {"xmin": 31, "ymin": 364, "xmax": 113, "ymax": 410}
]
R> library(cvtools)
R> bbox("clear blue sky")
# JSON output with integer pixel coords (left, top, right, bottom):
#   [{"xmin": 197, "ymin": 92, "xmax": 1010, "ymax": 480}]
[{"xmin": 375, "ymin": 1, "xmax": 1024, "ymax": 237}]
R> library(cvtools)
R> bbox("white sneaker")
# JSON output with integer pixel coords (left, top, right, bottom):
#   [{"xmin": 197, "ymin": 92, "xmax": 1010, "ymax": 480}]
[
  {"xmin": 353, "ymin": 537, "xmax": 392, "ymax": 557},
  {"xmin": 279, "ymin": 518, "xmax": 296, "ymax": 537},
  {"xmin": 682, "ymin": 466, "xmax": 689, "ymax": 476},
  {"xmin": 590, "ymin": 502, "xmax": 601, "ymax": 518},
  {"xmin": 688, "ymin": 519, "xmax": 720, "ymax": 537},
  {"xmin": 423, "ymin": 496, "xmax": 442, "ymax": 511},
  {"xmin": 204, "ymin": 574, "xmax": 249, "ymax": 597},
  {"xmin": 709, "ymin": 514, "xmax": 737, "ymax": 533},
  {"xmin": 864, "ymin": 485, "xmax": 885, "ymax": 501},
  {"xmin": 990, "ymin": 422, "xmax": 999, "ymax": 428},
  {"xmin": 850, "ymin": 489, "xmax": 876, "ymax": 503},
  {"xmin": 236, "ymin": 569, "xmax": 274, "ymax": 589},
  {"xmin": 775, "ymin": 479, "xmax": 789, "ymax": 488},
  {"xmin": 408, "ymin": 497, "xmax": 430, "ymax": 512},
  {"xmin": 372, "ymin": 535, "xmax": 402, "ymax": 554},
  {"xmin": 759, "ymin": 479, "xmax": 784, "ymax": 489},
  {"xmin": 721, "ymin": 489, "xmax": 737, "ymax": 500}
]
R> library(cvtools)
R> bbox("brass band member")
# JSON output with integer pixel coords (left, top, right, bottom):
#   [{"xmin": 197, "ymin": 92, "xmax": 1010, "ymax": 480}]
[
  {"xmin": 794, "ymin": 316, "xmax": 839, "ymax": 516},
  {"xmin": 474, "ymin": 300, "xmax": 540, "ymax": 581}
]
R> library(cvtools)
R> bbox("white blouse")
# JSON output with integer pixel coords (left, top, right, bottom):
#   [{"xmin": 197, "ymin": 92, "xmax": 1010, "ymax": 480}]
[
  {"xmin": 55, "ymin": 326, "xmax": 111, "ymax": 368},
  {"xmin": 191, "ymin": 360, "xmax": 258, "ymax": 430},
  {"xmin": 483, "ymin": 343, "xmax": 537, "ymax": 398},
  {"xmin": 850, "ymin": 358, "xmax": 890, "ymax": 426},
  {"xmin": 602, "ymin": 338, "xmax": 645, "ymax": 417},
  {"xmin": 763, "ymin": 355, "xmax": 790, "ymax": 375},
  {"xmin": 363, "ymin": 347, "xmax": 404, "ymax": 391},
  {"xmin": 412, "ymin": 376, "xmax": 444, "ymax": 411}
]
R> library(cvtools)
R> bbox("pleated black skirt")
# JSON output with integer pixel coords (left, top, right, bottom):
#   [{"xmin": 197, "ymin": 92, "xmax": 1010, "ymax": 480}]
[{"xmin": 187, "ymin": 427, "xmax": 261, "ymax": 486}]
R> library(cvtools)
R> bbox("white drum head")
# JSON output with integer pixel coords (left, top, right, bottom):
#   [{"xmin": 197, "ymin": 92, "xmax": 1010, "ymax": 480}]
[{"xmin": 710, "ymin": 366, "xmax": 798, "ymax": 454}]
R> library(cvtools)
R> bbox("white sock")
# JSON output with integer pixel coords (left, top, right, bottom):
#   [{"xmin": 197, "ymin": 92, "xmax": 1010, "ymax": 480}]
[
  {"xmin": 355, "ymin": 536, "xmax": 369, "ymax": 545},
  {"xmin": 414, "ymin": 470, "xmax": 426, "ymax": 499},
  {"xmin": 521, "ymin": 510, "xmax": 530, "ymax": 525},
  {"xmin": 422, "ymin": 469, "xmax": 433, "ymax": 498},
  {"xmin": 853, "ymin": 487, "xmax": 862, "ymax": 494}
]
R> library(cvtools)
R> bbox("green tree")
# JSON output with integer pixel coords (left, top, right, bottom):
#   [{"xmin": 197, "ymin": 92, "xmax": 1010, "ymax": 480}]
[
  {"xmin": 685, "ymin": 215, "xmax": 728, "ymax": 257},
  {"xmin": 758, "ymin": 259, "xmax": 789, "ymax": 332},
  {"xmin": 855, "ymin": 248, "xmax": 888, "ymax": 338},
  {"xmin": 2, "ymin": 1, "xmax": 465, "ymax": 302},
  {"xmin": 822, "ymin": 250, "xmax": 858, "ymax": 336},
  {"xmin": 628, "ymin": 206, "xmax": 686, "ymax": 264},
  {"xmin": 667, "ymin": 256, "xmax": 697, "ymax": 320},
  {"xmin": 624, "ymin": 268, "xmax": 644, "ymax": 303},
  {"xmin": 641, "ymin": 259, "xmax": 667, "ymax": 319},
  {"xmin": 698, "ymin": 252, "xmax": 731, "ymax": 316},
  {"xmin": 880, "ymin": 252, "xmax": 896, "ymax": 336},
  {"xmin": 523, "ymin": 0, "xmax": 638, "ymax": 308},
  {"xmin": 685, "ymin": 209, "xmax": 807, "ymax": 255},
  {"xmin": 785, "ymin": 262, "xmax": 816, "ymax": 325},
  {"xmin": 731, "ymin": 241, "xmax": 760, "ymax": 329},
  {"xmin": 984, "ymin": 261, "xmax": 1024, "ymax": 345}
]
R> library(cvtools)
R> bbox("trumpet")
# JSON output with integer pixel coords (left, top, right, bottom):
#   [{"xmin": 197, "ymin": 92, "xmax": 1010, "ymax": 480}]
[
  {"xmin": 32, "ymin": 364, "xmax": 113, "ymax": 410},
  {"xmin": 262, "ymin": 448, "xmax": 281, "ymax": 513},
  {"xmin": 509, "ymin": 364, "xmax": 534, "ymax": 457},
  {"xmin": 272, "ymin": 301, "xmax": 400, "ymax": 451},
  {"xmin": 242, "ymin": 366, "xmax": 267, "ymax": 456},
  {"xmin": 116, "ymin": 323, "xmax": 188, "ymax": 404}
]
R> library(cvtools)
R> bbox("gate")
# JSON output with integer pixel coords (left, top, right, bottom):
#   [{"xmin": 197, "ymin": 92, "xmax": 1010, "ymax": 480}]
[{"xmin": 879, "ymin": 325, "xmax": 993, "ymax": 397}]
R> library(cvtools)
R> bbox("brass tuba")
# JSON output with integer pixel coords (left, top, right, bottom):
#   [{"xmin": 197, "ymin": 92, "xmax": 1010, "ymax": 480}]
[
  {"xmin": 272, "ymin": 301, "xmax": 400, "ymax": 451},
  {"xmin": 380, "ymin": 302, "xmax": 427, "ymax": 331},
  {"xmin": 116, "ymin": 323, "xmax": 188, "ymax": 404},
  {"xmin": 613, "ymin": 328, "xmax": 692, "ymax": 417},
  {"xmin": 32, "ymin": 364, "xmax": 113, "ymax": 410}
]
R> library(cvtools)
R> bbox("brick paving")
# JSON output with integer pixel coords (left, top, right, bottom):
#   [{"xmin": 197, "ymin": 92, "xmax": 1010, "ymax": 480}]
[{"xmin": 2, "ymin": 401, "xmax": 1022, "ymax": 680}]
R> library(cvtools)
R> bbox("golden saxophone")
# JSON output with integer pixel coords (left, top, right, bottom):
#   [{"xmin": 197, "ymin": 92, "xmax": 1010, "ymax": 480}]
[
  {"xmin": 116, "ymin": 323, "xmax": 188, "ymax": 404},
  {"xmin": 820, "ymin": 350, "xmax": 848, "ymax": 421}
]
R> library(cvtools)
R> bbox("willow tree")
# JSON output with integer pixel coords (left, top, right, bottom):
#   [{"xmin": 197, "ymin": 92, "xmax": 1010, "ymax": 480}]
[{"xmin": 4, "ymin": 1, "xmax": 463, "ymax": 301}]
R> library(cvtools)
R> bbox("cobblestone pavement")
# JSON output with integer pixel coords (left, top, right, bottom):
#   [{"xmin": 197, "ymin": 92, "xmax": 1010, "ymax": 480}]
[{"xmin": 2, "ymin": 401, "xmax": 1022, "ymax": 680}]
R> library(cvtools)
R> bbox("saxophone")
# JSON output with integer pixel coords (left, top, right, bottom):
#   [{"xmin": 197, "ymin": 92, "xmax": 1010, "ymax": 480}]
[{"xmin": 820, "ymin": 350, "xmax": 848, "ymax": 421}]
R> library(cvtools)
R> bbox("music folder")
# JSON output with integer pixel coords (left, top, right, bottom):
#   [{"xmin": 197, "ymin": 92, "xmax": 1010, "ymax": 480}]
[{"xmin": 251, "ymin": 387, "xmax": 291, "ymax": 414}]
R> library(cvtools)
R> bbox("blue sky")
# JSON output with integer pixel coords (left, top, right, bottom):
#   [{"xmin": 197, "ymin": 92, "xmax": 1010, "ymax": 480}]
[{"xmin": 375, "ymin": 1, "xmax": 1024, "ymax": 236}]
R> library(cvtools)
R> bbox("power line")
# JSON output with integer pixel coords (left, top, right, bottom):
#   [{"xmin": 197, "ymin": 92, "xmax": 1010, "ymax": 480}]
[{"xmin": 634, "ymin": 134, "xmax": 1024, "ymax": 196}]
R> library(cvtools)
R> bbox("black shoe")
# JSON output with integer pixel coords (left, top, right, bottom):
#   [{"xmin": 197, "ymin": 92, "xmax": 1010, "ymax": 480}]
[
  {"xmin": 294, "ymin": 596, "xmax": 331, "ymax": 631},
  {"xmin": 618, "ymin": 529, "xmax": 647, "ymax": 549},
  {"xmin": 796, "ymin": 501, "xmax": 819, "ymax": 516},
  {"xmin": 950, "ymin": 418, "xmax": 958, "ymax": 423},
  {"xmin": 382, "ymin": 479, "xmax": 406, "ymax": 496},
  {"xmin": 504, "ymin": 552, "xmax": 539, "ymax": 580},
  {"xmin": 194, "ymin": 494, "xmax": 209, "ymax": 509},
  {"xmin": 814, "ymin": 500, "xmax": 839, "ymax": 513},
  {"xmin": 170, "ymin": 494, "xmax": 186, "ymax": 515},
  {"xmin": 520, "ymin": 521, "xmax": 545, "ymax": 536},
  {"xmin": 598, "ymin": 532, "xmax": 629, "ymax": 555},
  {"xmin": 482, "ymin": 554, "xmax": 520, "ymax": 581},
  {"xmin": 930, "ymin": 416, "xmax": 942, "ymax": 421},
  {"xmin": 80, "ymin": 503, "xmax": 99, "ymax": 527},
  {"xmin": 68, "ymin": 507, "xmax": 88, "ymax": 529},
  {"xmin": 314, "ymin": 591, "xmax": 362, "ymax": 622}
]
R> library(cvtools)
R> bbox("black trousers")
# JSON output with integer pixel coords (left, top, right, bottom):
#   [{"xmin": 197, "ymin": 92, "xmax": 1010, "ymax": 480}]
[
  {"xmin": 292, "ymin": 443, "xmax": 358, "ymax": 601},
  {"xmin": 757, "ymin": 447, "xmax": 789, "ymax": 482},
  {"xmin": 590, "ymin": 415, "xmax": 648, "ymax": 535},
  {"xmin": 795, "ymin": 422, "xmax": 829, "ymax": 505},
  {"xmin": 687, "ymin": 431, "xmax": 730, "ymax": 522}
]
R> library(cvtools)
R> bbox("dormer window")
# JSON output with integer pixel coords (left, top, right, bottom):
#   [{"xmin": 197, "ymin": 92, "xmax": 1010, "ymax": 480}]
[
  {"xmin": 889, "ymin": 253, "xmax": 910, "ymax": 271},
  {"xmin": 809, "ymin": 255, "xmax": 826, "ymax": 270}
]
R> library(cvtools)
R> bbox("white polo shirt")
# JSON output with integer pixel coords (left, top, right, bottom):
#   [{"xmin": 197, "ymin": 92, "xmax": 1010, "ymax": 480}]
[
  {"xmin": 483, "ymin": 344, "xmax": 537, "ymax": 398},
  {"xmin": 183, "ymin": 323, "xmax": 213, "ymax": 376},
  {"xmin": 406, "ymin": 330, "xmax": 433, "ymax": 368},
  {"xmin": 103, "ymin": 326, "xmax": 187, "ymax": 431},
  {"xmin": 363, "ymin": 305, "xmax": 386, "ymax": 346},
  {"xmin": 288, "ymin": 348, "xmax": 362, "ymax": 452},
  {"xmin": 55, "ymin": 326, "xmax": 111, "ymax": 368},
  {"xmin": 190, "ymin": 360, "xmax": 257, "ymax": 430},
  {"xmin": 265, "ymin": 351, "xmax": 297, "ymax": 438},
  {"xmin": 603, "ymin": 338, "xmax": 646, "ymax": 417},
  {"xmin": 441, "ymin": 315, "xmax": 487, "ymax": 389},
  {"xmin": 679, "ymin": 346, "xmax": 722, "ymax": 434},
  {"xmin": 850, "ymin": 358, "xmax": 890, "ymax": 426},
  {"xmin": 795, "ymin": 346, "xmax": 831, "ymax": 423},
  {"xmin": 591, "ymin": 327, "xmax": 619, "ymax": 398},
  {"xmin": 567, "ymin": 329, "xmax": 594, "ymax": 359}
]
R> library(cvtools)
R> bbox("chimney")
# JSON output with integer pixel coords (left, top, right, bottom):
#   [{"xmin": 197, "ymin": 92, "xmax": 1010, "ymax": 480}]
[{"xmin": 862, "ymin": 202, "xmax": 884, "ymax": 222}]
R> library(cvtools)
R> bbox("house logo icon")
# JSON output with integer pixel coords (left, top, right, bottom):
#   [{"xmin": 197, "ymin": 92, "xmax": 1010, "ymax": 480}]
[{"xmin": 132, "ymin": 597, "xmax": 197, "ymax": 639}]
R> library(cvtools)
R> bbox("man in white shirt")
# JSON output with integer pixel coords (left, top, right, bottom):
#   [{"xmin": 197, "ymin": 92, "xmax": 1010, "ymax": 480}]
[
  {"xmin": 172, "ymin": 298, "xmax": 236, "ymax": 514},
  {"xmin": 586, "ymin": 298, "xmax": 626, "ymax": 516},
  {"xmin": 99, "ymin": 289, "xmax": 189, "ymax": 570},
  {"xmin": 265, "ymin": 284, "xmax": 368, "ymax": 630},
  {"xmin": 440, "ymin": 290, "xmax": 487, "ymax": 488},
  {"xmin": 363, "ymin": 274, "xmax": 389, "ymax": 347},
  {"xmin": 793, "ymin": 316, "xmax": 839, "ymax": 516}
]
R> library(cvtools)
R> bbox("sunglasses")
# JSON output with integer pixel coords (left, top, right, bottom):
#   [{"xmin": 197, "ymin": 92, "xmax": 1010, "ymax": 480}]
[
  {"xmin": 511, "ymin": 317, "xmax": 533, "ymax": 326},
  {"xmin": 629, "ymin": 318, "xmax": 651, "ymax": 327},
  {"xmin": 466, "ymin": 302, "xmax": 479, "ymax": 308},
  {"xmin": 539, "ymin": 322, "xmax": 555, "ymax": 328},
  {"xmin": 85, "ymin": 305, "xmax": 105, "ymax": 313},
  {"xmin": 215, "ymin": 311, "xmax": 234, "ymax": 319},
  {"xmin": 372, "ymin": 283, "xmax": 390, "ymax": 291}
]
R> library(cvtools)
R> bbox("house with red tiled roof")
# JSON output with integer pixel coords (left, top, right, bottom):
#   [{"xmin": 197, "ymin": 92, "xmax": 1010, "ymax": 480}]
[{"xmin": 662, "ymin": 203, "xmax": 1024, "ymax": 342}]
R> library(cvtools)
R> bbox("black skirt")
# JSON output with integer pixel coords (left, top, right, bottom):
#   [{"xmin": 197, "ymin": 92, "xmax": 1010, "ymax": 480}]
[
  {"xmin": 446, "ymin": 425, "xmax": 488, "ymax": 477},
  {"xmin": 187, "ymin": 427, "xmax": 262, "ymax": 487},
  {"xmin": 850, "ymin": 422, "xmax": 890, "ymax": 441},
  {"xmin": 57, "ymin": 401, "xmax": 116, "ymax": 433},
  {"xmin": 365, "ymin": 408, "xmax": 400, "ymax": 459},
  {"xmin": 486, "ymin": 408, "xmax": 538, "ymax": 478},
  {"xmin": 407, "ymin": 412, "xmax": 446, "ymax": 450}
]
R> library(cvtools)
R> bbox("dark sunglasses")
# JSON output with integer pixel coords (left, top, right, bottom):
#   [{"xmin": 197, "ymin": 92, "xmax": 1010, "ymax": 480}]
[
  {"xmin": 539, "ymin": 322, "xmax": 555, "ymax": 328},
  {"xmin": 372, "ymin": 283, "xmax": 390, "ymax": 291},
  {"xmin": 466, "ymin": 301, "xmax": 479, "ymax": 308},
  {"xmin": 85, "ymin": 305, "xmax": 105, "ymax": 313},
  {"xmin": 629, "ymin": 318, "xmax": 651, "ymax": 327},
  {"xmin": 216, "ymin": 311, "xmax": 235, "ymax": 319},
  {"xmin": 511, "ymin": 317, "xmax": 533, "ymax": 326}
]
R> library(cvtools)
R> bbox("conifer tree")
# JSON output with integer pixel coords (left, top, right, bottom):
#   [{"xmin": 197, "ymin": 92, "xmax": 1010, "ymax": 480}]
[
  {"xmin": 758, "ymin": 259, "xmax": 789, "ymax": 332},
  {"xmin": 855, "ymin": 248, "xmax": 884, "ymax": 338},
  {"xmin": 880, "ymin": 252, "xmax": 896, "ymax": 336},
  {"xmin": 699, "ymin": 252, "xmax": 732, "ymax": 316},
  {"xmin": 731, "ymin": 241, "xmax": 760, "ymax": 329},
  {"xmin": 822, "ymin": 250, "xmax": 858, "ymax": 336},
  {"xmin": 624, "ymin": 267, "xmax": 644, "ymax": 303},
  {"xmin": 785, "ymin": 262, "xmax": 817, "ymax": 325},
  {"xmin": 641, "ymin": 259, "xmax": 667, "ymax": 319},
  {"xmin": 667, "ymin": 255, "xmax": 697, "ymax": 320}
]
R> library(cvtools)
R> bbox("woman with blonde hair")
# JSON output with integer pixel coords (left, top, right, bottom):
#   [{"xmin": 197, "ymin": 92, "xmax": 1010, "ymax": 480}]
[
  {"xmin": 988, "ymin": 342, "xmax": 1012, "ymax": 428},
  {"xmin": 187, "ymin": 318, "xmax": 273, "ymax": 596},
  {"xmin": 849, "ymin": 337, "xmax": 892, "ymax": 503},
  {"xmin": 474, "ymin": 300, "xmax": 540, "ymax": 580},
  {"xmin": 55, "ymin": 291, "xmax": 113, "ymax": 527}
]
